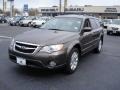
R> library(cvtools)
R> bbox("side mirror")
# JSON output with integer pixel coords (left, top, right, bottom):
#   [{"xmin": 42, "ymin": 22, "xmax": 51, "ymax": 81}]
[
  {"xmin": 83, "ymin": 27, "xmax": 92, "ymax": 32},
  {"xmin": 100, "ymin": 23, "xmax": 104, "ymax": 27}
]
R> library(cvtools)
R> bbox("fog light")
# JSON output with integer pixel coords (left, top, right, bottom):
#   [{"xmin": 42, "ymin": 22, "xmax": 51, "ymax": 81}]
[{"xmin": 49, "ymin": 61, "xmax": 56, "ymax": 67}]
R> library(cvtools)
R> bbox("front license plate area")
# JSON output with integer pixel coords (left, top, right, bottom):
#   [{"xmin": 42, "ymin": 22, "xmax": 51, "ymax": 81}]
[
  {"xmin": 17, "ymin": 57, "xmax": 26, "ymax": 66},
  {"xmin": 113, "ymin": 30, "xmax": 116, "ymax": 33}
]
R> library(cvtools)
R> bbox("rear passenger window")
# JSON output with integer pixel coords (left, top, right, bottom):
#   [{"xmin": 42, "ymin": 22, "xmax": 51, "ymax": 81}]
[
  {"xmin": 84, "ymin": 19, "xmax": 91, "ymax": 27},
  {"xmin": 90, "ymin": 19, "xmax": 100, "ymax": 29}
]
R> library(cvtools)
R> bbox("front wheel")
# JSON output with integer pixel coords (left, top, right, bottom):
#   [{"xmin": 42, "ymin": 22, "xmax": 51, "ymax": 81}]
[
  {"xmin": 94, "ymin": 39, "xmax": 103, "ymax": 53},
  {"xmin": 28, "ymin": 22, "xmax": 31, "ymax": 27},
  {"xmin": 107, "ymin": 31, "xmax": 111, "ymax": 35},
  {"xmin": 2, "ymin": 21, "xmax": 4, "ymax": 23},
  {"xmin": 65, "ymin": 48, "xmax": 80, "ymax": 74}
]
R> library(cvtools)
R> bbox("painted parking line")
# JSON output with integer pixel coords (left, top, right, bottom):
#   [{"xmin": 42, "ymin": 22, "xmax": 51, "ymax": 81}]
[
  {"xmin": 0, "ymin": 24, "xmax": 8, "ymax": 26},
  {"xmin": 0, "ymin": 36, "xmax": 12, "ymax": 39}
]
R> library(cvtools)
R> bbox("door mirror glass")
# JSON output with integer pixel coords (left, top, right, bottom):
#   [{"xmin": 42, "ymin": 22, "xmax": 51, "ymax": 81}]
[{"xmin": 83, "ymin": 27, "xmax": 92, "ymax": 32}]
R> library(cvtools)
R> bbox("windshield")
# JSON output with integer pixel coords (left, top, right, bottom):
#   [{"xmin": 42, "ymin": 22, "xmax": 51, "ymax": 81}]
[
  {"xmin": 26, "ymin": 17, "xmax": 35, "ymax": 20},
  {"xmin": 111, "ymin": 20, "xmax": 120, "ymax": 25},
  {"xmin": 41, "ymin": 17, "xmax": 82, "ymax": 32},
  {"xmin": 14, "ymin": 17, "xmax": 21, "ymax": 20},
  {"xmin": 103, "ymin": 19, "xmax": 112, "ymax": 24}
]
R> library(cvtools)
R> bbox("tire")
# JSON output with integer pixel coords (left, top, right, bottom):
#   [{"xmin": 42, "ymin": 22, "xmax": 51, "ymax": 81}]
[
  {"xmin": 20, "ymin": 24, "xmax": 23, "ymax": 27},
  {"xmin": 16, "ymin": 23, "xmax": 19, "ymax": 26},
  {"xmin": 107, "ymin": 31, "xmax": 111, "ymax": 35},
  {"xmin": 65, "ymin": 48, "xmax": 80, "ymax": 74},
  {"xmin": 94, "ymin": 39, "xmax": 103, "ymax": 53},
  {"xmin": 10, "ymin": 24, "xmax": 13, "ymax": 26},
  {"xmin": 28, "ymin": 22, "xmax": 31, "ymax": 27},
  {"xmin": 2, "ymin": 21, "xmax": 4, "ymax": 23}
]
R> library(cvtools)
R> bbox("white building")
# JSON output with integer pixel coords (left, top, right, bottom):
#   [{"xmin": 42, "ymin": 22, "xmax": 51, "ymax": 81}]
[{"xmin": 39, "ymin": 6, "xmax": 120, "ymax": 19}]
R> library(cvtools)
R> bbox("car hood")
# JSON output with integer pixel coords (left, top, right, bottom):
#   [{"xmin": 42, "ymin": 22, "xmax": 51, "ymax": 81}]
[
  {"xmin": 32, "ymin": 20, "xmax": 39, "ymax": 22},
  {"xmin": 22, "ymin": 20, "xmax": 32, "ymax": 23},
  {"xmin": 33, "ymin": 20, "xmax": 46, "ymax": 23},
  {"xmin": 14, "ymin": 29, "xmax": 78, "ymax": 46},
  {"xmin": 107, "ymin": 24, "xmax": 120, "ymax": 28}
]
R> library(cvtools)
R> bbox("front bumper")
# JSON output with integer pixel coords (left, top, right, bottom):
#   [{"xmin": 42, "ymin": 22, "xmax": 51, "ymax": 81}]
[
  {"xmin": 107, "ymin": 30, "xmax": 120, "ymax": 34},
  {"xmin": 8, "ymin": 48, "xmax": 67, "ymax": 69}
]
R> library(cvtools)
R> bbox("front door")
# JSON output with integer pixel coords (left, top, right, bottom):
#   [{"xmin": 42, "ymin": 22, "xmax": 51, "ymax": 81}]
[{"xmin": 80, "ymin": 19, "xmax": 94, "ymax": 54}]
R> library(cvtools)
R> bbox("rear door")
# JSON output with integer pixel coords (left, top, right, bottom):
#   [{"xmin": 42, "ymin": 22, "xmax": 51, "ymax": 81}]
[{"xmin": 89, "ymin": 18, "xmax": 101, "ymax": 46}]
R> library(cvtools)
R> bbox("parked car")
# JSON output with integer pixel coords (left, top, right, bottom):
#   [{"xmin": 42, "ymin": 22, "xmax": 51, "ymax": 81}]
[
  {"xmin": 7, "ymin": 17, "xmax": 15, "ymax": 24},
  {"xmin": 0, "ymin": 16, "xmax": 7, "ymax": 23},
  {"xmin": 9, "ymin": 15, "xmax": 104, "ymax": 74},
  {"xmin": 102, "ymin": 19, "xmax": 112, "ymax": 29},
  {"xmin": 4, "ymin": 16, "xmax": 10, "ymax": 23},
  {"xmin": 9, "ymin": 16, "xmax": 26, "ymax": 26},
  {"xmin": 107, "ymin": 19, "xmax": 120, "ymax": 35},
  {"xmin": 19, "ymin": 16, "xmax": 36, "ymax": 27},
  {"xmin": 31, "ymin": 18, "xmax": 46, "ymax": 28},
  {"xmin": 41, "ymin": 16, "xmax": 52, "ymax": 21}
]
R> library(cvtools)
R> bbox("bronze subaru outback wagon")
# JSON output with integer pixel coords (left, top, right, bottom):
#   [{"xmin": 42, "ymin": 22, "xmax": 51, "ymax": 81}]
[{"xmin": 9, "ymin": 15, "xmax": 104, "ymax": 74}]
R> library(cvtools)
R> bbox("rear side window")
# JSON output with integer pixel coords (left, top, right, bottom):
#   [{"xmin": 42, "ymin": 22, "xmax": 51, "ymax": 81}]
[
  {"xmin": 84, "ymin": 19, "xmax": 91, "ymax": 27},
  {"xmin": 90, "ymin": 18, "xmax": 100, "ymax": 29}
]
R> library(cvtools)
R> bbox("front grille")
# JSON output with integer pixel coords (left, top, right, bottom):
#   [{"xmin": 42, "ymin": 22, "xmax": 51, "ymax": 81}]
[
  {"xmin": 112, "ymin": 27, "xmax": 119, "ymax": 30},
  {"xmin": 15, "ymin": 41, "xmax": 38, "ymax": 53}
]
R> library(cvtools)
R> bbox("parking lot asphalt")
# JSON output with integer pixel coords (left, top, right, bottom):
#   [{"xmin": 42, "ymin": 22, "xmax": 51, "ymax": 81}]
[{"xmin": 0, "ymin": 24, "xmax": 120, "ymax": 90}]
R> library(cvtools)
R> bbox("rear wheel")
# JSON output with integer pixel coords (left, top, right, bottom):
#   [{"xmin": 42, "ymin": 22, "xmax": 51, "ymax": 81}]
[
  {"xmin": 65, "ymin": 48, "xmax": 80, "ymax": 74},
  {"xmin": 107, "ymin": 31, "xmax": 110, "ymax": 35},
  {"xmin": 94, "ymin": 39, "xmax": 103, "ymax": 53}
]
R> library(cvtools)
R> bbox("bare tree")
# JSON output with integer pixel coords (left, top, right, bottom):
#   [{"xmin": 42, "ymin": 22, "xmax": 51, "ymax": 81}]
[
  {"xmin": 5, "ymin": 11, "xmax": 10, "ymax": 16},
  {"xmin": 14, "ymin": 8, "xmax": 21, "ymax": 15},
  {"xmin": 28, "ymin": 8, "xmax": 39, "ymax": 16}
]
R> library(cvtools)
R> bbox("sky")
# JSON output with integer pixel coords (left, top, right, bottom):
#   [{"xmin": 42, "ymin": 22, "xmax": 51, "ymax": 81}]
[{"xmin": 0, "ymin": 0, "xmax": 120, "ymax": 9}]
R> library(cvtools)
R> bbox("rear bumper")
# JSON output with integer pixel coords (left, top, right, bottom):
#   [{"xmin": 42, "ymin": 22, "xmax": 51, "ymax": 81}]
[
  {"xmin": 8, "ymin": 48, "xmax": 67, "ymax": 69},
  {"xmin": 20, "ymin": 23, "xmax": 28, "ymax": 26},
  {"xmin": 31, "ymin": 24, "xmax": 40, "ymax": 27}
]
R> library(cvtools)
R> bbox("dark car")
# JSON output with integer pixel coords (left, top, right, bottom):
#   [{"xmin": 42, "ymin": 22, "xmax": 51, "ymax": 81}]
[
  {"xmin": 9, "ymin": 15, "xmax": 104, "ymax": 74},
  {"xmin": 9, "ymin": 16, "xmax": 26, "ymax": 26},
  {"xmin": 0, "ymin": 16, "xmax": 7, "ymax": 23}
]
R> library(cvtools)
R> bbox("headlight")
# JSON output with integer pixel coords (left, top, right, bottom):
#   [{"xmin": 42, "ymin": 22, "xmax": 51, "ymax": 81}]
[
  {"xmin": 40, "ymin": 44, "xmax": 64, "ymax": 53},
  {"xmin": 107, "ymin": 27, "xmax": 112, "ymax": 30},
  {"xmin": 10, "ymin": 39, "xmax": 15, "ymax": 48}
]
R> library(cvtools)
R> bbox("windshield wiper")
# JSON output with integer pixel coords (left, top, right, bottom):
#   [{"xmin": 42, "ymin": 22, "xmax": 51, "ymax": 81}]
[{"xmin": 48, "ymin": 28, "xmax": 64, "ymax": 31}]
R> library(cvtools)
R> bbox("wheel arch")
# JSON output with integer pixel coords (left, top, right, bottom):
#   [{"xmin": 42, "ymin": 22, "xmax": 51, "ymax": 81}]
[{"xmin": 67, "ymin": 41, "xmax": 81, "ymax": 56}]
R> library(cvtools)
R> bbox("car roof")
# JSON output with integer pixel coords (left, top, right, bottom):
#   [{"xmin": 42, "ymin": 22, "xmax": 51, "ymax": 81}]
[
  {"xmin": 55, "ymin": 15, "xmax": 96, "ymax": 19},
  {"xmin": 112, "ymin": 19, "xmax": 120, "ymax": 20}
]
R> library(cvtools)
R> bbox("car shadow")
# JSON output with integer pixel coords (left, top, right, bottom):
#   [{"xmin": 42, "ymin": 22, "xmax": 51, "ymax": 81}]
[{"xmin": 12, "ymin": 65, "xmax": 65, "ymax": 78}]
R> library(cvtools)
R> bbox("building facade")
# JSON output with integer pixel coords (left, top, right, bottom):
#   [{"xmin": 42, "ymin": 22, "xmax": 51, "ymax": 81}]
[{"xmin": 39, "ymin": 6, "xmax": 120, "ymax": 19}]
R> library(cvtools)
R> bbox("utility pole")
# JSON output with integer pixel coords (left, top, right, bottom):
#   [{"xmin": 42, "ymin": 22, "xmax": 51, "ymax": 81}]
[
  {"xmin": 64, "ymin": 0, "xmax": 67, "ymax": 13},
  {"xmin": 59, "ymin": 0, "xmax": 62, "ymax": 15},
  {"xmin": 8, "ymin": 0, "xmax": 14, "ymax": 17},
  {"xmin": 3, "ymin": 0, "xmax": 5, "ymax": 14}
]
